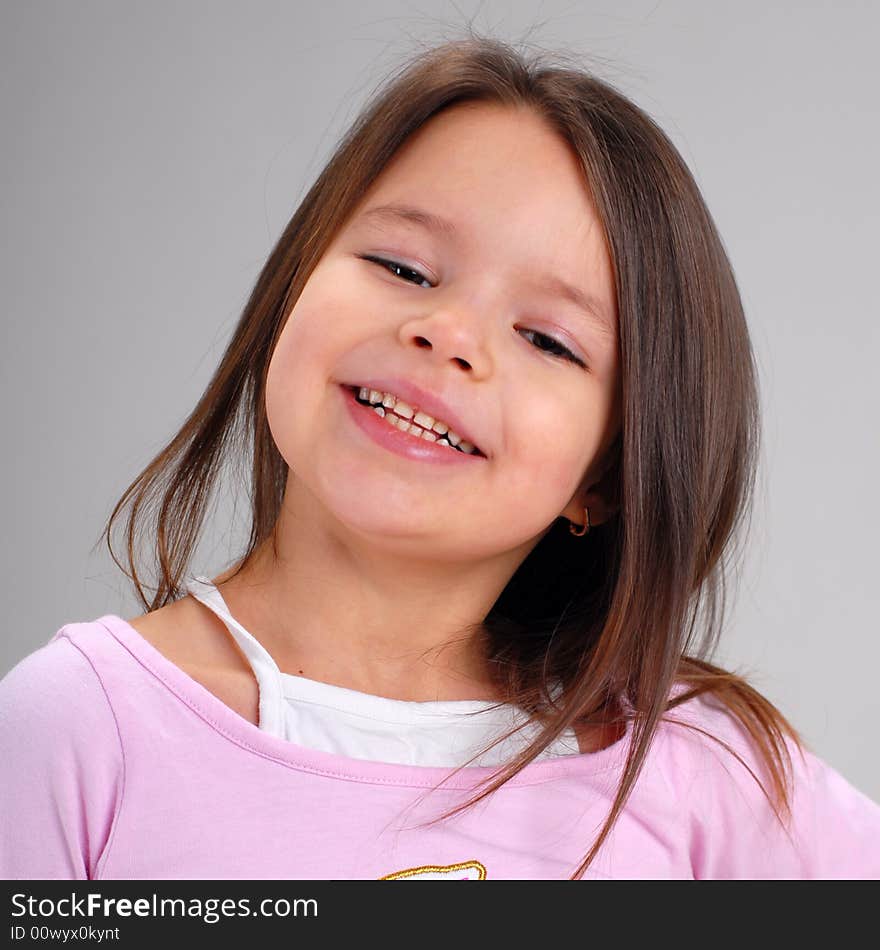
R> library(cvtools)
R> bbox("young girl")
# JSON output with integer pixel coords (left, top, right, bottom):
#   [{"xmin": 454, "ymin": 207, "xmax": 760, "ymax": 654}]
[{"xmin": 2, "ymin": 34, "xmax": 879, "ymax": 881}]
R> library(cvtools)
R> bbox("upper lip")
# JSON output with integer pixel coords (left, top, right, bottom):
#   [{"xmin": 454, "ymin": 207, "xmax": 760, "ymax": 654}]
[{"xmin": 343, "ymin": 376, "xmax": 487, "ymax": 456}]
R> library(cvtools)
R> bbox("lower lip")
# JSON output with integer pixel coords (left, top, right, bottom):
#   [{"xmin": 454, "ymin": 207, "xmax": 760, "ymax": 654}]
[{"xmin": 340, "ymin": 385, "xmax": 485, "ymax": 466}]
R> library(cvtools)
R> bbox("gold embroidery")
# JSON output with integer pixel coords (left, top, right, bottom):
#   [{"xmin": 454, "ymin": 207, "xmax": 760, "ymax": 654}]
[{"xmin": 380, "ymin": 861, "xmax": 487, "ymax": 880}]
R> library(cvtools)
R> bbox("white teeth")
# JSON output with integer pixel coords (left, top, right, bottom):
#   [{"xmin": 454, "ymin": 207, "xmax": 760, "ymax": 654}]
[
  {"xmin": 365, "ymin": 403, "xmax": 474, "ymax": 454},
  {"xmin": 355, "ymin": 386, "xmax": 478, "ymax": 454}
]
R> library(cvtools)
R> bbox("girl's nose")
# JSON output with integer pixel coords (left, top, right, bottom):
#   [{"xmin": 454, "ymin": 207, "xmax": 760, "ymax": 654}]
[{"xmin": 397, "ymin": 308, "xmax": 494, "ymax": 379}]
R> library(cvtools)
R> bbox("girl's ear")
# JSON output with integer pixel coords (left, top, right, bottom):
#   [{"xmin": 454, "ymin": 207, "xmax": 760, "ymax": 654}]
[
  {"xmin": 560, "ymin": 485, "xmax": 617, "ymax": 528},
  {"xmin": 560, "ymin": 441, "xmax": 622, "ymax": 528}
]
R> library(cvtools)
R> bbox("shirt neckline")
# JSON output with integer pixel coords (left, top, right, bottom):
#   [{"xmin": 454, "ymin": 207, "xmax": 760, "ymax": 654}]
[{"xmin": 94, "ymin": 613, "xmax": 632, "ymax": 788}]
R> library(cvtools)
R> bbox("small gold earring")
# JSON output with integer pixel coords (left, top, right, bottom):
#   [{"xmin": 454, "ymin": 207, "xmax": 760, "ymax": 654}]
[{"xmin": 569, "ymin": 506, "xmax": 591, "ymax": 537}]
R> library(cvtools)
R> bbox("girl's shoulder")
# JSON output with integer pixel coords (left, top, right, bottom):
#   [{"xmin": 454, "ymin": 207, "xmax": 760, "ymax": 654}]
[
  {"xmin": 0, "ymin": 628, "xmax": 126, "ymax": 879},
  {"xmin": 126, "ymin": 594, "xmax": 260, "ymax": 728},
  {"xmin": 651, "ymin": 686, "xmax": 880, "ymax": 877},
  {"xmin": 0, "ymin": 628, "xmax": 121, "ymax": 741}
]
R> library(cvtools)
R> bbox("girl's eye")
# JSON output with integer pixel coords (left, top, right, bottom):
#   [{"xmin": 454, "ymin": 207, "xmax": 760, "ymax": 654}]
[
  {"xmin": 360, "ymin": 255, "xmax": 432, "ymax": 289},
  {"xmin": 518, "ymin": 329, "xmax": 585, "ymax": 367}
]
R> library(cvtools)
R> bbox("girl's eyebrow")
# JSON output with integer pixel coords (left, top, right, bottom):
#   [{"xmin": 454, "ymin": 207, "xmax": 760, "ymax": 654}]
[
  {"xmin": 356, "ymin": 202, "xmax": 615, "ymax": 336},
  {"xmin": 360, "ymin": 202, "xmax": 458, "ymax": 238}
]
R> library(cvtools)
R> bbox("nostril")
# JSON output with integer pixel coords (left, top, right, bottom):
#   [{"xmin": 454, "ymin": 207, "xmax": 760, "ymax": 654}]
[
  {"xmin": 414, "ymin": 336, "xmax": 432, "ymax": 349},
  {"xmin": 454, "ymin": 357, "xmax": 472, "ymax": 370}
]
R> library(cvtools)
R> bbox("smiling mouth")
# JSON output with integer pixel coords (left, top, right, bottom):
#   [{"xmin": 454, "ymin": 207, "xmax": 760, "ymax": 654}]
[{"xmin": 345, "ymin": 385, "xmax": 485, "ymax": 457}]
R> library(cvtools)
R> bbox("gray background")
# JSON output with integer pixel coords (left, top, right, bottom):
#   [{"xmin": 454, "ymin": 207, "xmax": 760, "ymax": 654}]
[{"xmin": 2, "ymin": 1, "xmax": 877, "ymax": 800}]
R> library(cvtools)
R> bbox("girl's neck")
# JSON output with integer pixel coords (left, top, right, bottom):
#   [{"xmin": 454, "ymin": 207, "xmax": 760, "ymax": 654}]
[{"xmin": 209, "ymin": 518, "xmax": 528, "ymax": 704}]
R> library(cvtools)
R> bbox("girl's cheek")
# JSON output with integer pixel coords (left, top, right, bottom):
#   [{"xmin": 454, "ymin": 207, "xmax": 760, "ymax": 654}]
[
  {"xmin": 502, "ymin": 420, "xmax": 581, "ymax": 495},
  {"xmin": 265, "ymin": 342, "xmax": 289, "ymax": 416},
  {"xmin": 273, "ymin": 303, "xmax": 337, "ymax": 381},
  {"xmin": 523, "ymin": 399, "xmax": 601, "ymax": 492}
]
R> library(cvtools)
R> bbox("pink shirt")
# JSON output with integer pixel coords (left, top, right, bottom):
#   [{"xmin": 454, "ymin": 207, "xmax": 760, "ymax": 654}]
[{"xmin": 2, "ymin": 616, "xmax": 879, "ymax": 880}]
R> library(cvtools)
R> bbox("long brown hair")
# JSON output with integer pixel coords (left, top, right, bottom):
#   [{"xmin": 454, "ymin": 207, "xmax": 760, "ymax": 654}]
[{"xmin": 98, "ymin": 31, "xmax": 804, "ymax": 879}]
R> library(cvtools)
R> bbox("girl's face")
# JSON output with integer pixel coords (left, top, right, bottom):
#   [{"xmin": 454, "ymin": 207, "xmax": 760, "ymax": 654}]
[{"xmin": 266, "ymin": 100, "xmax": 620, "ymax": 563}]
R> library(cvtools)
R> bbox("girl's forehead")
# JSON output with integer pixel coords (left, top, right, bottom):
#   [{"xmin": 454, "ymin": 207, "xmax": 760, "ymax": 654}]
[{"xmin": 369, "ymin": 101, "xmax": 590, "ymax": 208}]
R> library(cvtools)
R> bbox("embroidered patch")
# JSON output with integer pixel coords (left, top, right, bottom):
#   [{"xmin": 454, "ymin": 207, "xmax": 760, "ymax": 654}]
[{"xmin": 379, "ymin": 861, "xmax": 487, "ymax": 880}]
